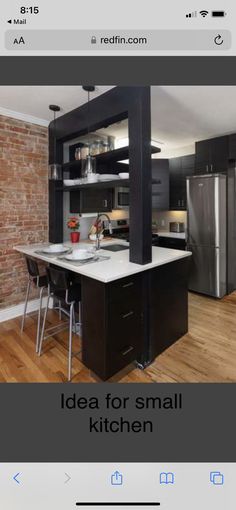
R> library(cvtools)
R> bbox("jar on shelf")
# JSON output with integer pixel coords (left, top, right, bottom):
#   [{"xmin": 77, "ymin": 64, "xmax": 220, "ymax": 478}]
[
  {"xmin": 102, "ymin": 142, "xmax": 110, "ymax": 153},
  {"xmin": 80, "ymin": 143, "xmax": 89, "ymax": 160},
  {"xmin": 90, "ymin": 140, "xmax": 103, "ymax": 156},
  {"xmin": 75, "ymin": 147, "xmax": 81, "ymax": 160},
  {"xmin": 81, "ymin": 155, "xmax": 96, "ymax": 179}
]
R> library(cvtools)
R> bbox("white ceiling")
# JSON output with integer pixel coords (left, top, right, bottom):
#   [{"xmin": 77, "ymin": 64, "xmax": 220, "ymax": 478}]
[{"xmin": 1, "ymin": 86, "xmax": 236, "ymax": 157}]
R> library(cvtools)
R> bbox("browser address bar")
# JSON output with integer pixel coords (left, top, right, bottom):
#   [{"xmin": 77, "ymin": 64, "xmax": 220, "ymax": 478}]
[{"xmin": 5, "ymin": 30, "xmax": 231, "ymax": 51}]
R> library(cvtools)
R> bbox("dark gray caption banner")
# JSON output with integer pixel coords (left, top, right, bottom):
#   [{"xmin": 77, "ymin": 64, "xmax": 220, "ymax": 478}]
[
  {"xmin": 1, "ymin": 57, "xmax": 236, "ymax": 85},
  {"xmin": 0, "ymin": 383, "xmax": 234, "ymax": 462}
]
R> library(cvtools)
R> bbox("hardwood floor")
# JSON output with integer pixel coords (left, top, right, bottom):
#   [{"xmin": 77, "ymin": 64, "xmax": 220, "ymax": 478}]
[{"xmin": 0, "ymin": 291, "xmax": 236, "ymax": 383}]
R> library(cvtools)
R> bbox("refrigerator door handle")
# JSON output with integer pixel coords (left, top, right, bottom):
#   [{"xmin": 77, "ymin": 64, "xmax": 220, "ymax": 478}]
[
  {"xmin": 214, "ymin": 176, "xmax": 220, "ymax": 247},
  {"xmin": 215, "ymin": 247, "xmax": 220, "ymax": 298}
]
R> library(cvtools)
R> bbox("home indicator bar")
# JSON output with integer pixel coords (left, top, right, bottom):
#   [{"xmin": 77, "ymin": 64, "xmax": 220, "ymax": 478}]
[{"xmin": 75, "ymin": 504, "xmax": 161, "ymax": 507}]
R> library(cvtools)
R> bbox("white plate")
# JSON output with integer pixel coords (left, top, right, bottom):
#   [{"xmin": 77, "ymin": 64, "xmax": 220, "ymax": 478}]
[
  {"xmin": 65, "ymin": 249, "xmax": 95, "ymax": 261},
  {"xmin": 118, "ymin": 173, "xmax": 129, "ymax": 179},
  {"xmin": 63, "ymin": 180, "xmax": 75, "ymax": 186},
  {"xmin": 99, "ymin": 174, "xmax": 120, "ymax": 181},
  {"xmin": 42, "ymin": 244, "xmax": 68, "ymax": 254}
]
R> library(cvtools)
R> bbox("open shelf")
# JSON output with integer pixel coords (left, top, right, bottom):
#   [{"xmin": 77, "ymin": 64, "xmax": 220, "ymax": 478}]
[
  {"xmin": 59, "ymin": 177, "xmax": 161, "ymax": 192},
  {"xmin": 62, "ymin": 145, "xmax": 161, "ymax": 171},
  {"xmin": 61, "ymin": 179, "xmax": 129, "ymax": 191}
]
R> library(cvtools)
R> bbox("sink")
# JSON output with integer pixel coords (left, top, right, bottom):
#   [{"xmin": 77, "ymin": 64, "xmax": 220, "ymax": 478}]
[{"xmin": 101, "ymin": 244, "xmax": 129, "ymax": 252}]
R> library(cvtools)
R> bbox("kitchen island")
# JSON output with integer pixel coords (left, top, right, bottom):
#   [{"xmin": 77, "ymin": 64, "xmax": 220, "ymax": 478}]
[{"xmin": 16, "ymin": 242, "xmax": 191, "ymax": 380}]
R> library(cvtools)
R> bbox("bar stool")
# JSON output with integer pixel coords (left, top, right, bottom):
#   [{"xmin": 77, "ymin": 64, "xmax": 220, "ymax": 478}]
[
  {"xmin": 21, "ymin": 257, "xmax": 48, "ymax": 353},
  {"xmin": 38, "ymin": 266, "xmax": 82, "ymax": 381}
]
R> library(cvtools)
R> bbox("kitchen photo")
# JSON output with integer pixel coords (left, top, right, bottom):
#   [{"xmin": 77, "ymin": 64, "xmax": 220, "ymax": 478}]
[{"xmin": 0, "ymin": 85, "xmax": 236, "ymax": 383}]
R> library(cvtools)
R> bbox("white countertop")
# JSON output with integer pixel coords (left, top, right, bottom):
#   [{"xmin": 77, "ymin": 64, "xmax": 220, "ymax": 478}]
[
  {"xmin": 15, "ymin": 240, "xmax": 191, "ymax": 283},
  {"xmin": 153, "ymin": 231, "xmax": 186, "ymax": 239}
]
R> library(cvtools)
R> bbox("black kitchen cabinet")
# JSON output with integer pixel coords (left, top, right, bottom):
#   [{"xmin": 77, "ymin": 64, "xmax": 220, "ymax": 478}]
[
  {"xmin": 195, "ymin": 135, "xmax": 229, "ymax": 174},
  {"xmin": 157, "ymin": 236, "xmax": 186, "ymax": 251},
  {"xmin": 169, "ymin": 155, "xmax": 194, "ymax": 210},
  {"xmin": 148, "ymin": 258, "xmax": 189, "ymax": 363},
  {"xmin": 70, "ymin": 188, "xmax": 113, "ymax": 213},
  {"xmin": 81, "ymin": 257, "xmax": 190, "ymax": 380},
  {"xmin": 152, "ymin": 159, "xmax": 169, "ymax": 210},
  {"xmin": 229, "ymin": 134, "xmax": 236, "ymax": 160},
  {"xmin": 82, "ymin": 274, "xmax": 144, "ymax": 380}
]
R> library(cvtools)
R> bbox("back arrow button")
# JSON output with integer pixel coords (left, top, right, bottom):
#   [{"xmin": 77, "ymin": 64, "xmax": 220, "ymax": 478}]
[{"xmin": 13, "ymin": 473, "xmax": 21, "ymax": 484}]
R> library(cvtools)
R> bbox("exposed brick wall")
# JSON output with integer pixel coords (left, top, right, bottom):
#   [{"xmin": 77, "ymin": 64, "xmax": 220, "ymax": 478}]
[{"xmin": 0, "ymin": 115, "xmax": 48, "ymax": 310}]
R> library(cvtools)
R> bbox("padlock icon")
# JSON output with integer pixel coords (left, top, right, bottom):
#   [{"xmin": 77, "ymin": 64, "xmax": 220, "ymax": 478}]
[{"xmin": 91, "ymin": 36, "xmax": 97, "ymax": 44}]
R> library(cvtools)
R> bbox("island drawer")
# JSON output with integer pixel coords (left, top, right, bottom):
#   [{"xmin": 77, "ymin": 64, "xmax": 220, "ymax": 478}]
[
  {"xmin": 106, "ymin": 312, "xmax": 143, "ymax": 378},
  {"xmin": 108, "ymin": 274, "xmax": 143, "ymax": 305},
  {"xmin": 106, "ymin": 340, "xmax": 140, "ymax": 379},
  {"xmin": 106, "ymin": 303, "xmax": 143, "ymax": 377}
]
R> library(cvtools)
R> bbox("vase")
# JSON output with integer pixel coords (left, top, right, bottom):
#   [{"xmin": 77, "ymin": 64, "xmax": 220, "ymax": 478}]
[{"xmin": 70, "ymin": 231, "xmax": 80, "ymax": 243}]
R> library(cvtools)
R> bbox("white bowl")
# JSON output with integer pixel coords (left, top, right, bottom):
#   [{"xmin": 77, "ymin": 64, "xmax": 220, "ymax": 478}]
[
  {"xmin": 118, "ymin": 172, "xmax": 129, "ymax": 179},
  {"xmin": 68, "ymin": 249, "xmax": 94, "ymax": 261},
  {"xmin": 87, "ymin": 174, "xmax": 99, "ymax": 183},
  {"xmin": 47, "ymin": 244, "xmax": 65, "ymax": 253},
  {"xmin": 89, "ymin": 234, "xmax": 104, "ymax": 241},
  {"xmin": 63, "ymin": 179, "xmax": 74, "ymax": 186}
]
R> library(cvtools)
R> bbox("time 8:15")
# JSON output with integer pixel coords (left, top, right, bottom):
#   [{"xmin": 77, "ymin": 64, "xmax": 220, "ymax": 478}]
[{"xmin": 20, "ymin": 6, "xmax": 39, "ymax": 14}]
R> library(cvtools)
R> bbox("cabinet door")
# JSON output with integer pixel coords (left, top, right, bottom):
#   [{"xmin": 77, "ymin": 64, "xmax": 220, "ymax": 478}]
[
  {"xmin": 71, "ymin": 188, "xmax": 113, "ymax": 213},
  {"xmin": 229, "ymin": 134, "xmax": 236, "ymax": 160},
  {"xmin": 195, "ymin": 140, "xmax": 210, "ymax": 174},
  {"xmin": 158, "ymin": 236, "xmax": 186, "ymax": 251},
  {"xmin": 152, "ymin": 159, "xmax": 169, "ymax": 210},
  {"xmin": 169, "ymin": 157, "xmax": 181, "ymax": 181},
  {"xmin": 210, "ymin": 135, "xmax": 229, "ymax": 172},
  {"xmin": 70, "ymin": 191, "xmax": 81, "ymax": 214},
  {"xmin": 169, "ymin": 157, "xmax": 185, "ymax": 210},
  {"xmin": 149, "ymin": 259, "xmax": 189, "ymax": 361}
]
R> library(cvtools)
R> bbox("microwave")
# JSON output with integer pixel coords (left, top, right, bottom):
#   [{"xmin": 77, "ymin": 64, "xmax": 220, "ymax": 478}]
[{"xmin": 114, "ymin": 187, "xmax": 130, "ymax": 209}]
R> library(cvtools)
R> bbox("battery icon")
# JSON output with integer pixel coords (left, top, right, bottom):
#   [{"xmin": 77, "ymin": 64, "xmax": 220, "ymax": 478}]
[{"xmin": 211, "ymin": 11, "xmax": 226, "ymax": 17}]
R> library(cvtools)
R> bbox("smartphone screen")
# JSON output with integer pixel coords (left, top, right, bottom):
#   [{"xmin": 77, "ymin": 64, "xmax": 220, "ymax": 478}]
[{"xmin": 0, "ymin": 1, "xmax": 235, "ymax": 508}]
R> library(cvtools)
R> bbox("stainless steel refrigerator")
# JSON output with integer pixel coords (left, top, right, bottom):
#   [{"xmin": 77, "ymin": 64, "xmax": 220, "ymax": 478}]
[{"xmin": 186, "ymin": 174, "xmax": 227, "ymax": 298}]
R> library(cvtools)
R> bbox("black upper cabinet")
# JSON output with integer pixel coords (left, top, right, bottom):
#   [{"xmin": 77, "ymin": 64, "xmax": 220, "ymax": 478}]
[
  {"xmin": 229, "ymin": 134, "xmax": 236, "ymax": 160},
  {"xmin": 169, "ymin": 155, "xmax": 194, "ymax": 210},
  {"xmin": 70, "ymin": 188, "xmax": 113, "ymax": 214},
  {"xmin": 195, "ymin": 135, "xmax": 229, "ymax": 174},
  {"xmin": 152, "ymin": 159, "xmax": 169, "ymax": 210}
]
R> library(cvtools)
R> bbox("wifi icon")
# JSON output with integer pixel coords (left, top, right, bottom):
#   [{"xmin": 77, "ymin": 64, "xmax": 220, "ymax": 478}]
[{"xmin": 200, "ymin": 10, "xmax": 209, "ymax": 17}]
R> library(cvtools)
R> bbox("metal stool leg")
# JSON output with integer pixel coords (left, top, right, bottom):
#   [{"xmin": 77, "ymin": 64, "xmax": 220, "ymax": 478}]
[
  {"xmin": 21, "ymin": 278, "xmax": 31, "ymax": 333},
  {"xmin": 68, "ymin": 302, "xmax": 74, "ymax": 381},
  {"xmin": 38, "ymin": 291, "xmax": 50, "ymax": 356},
  {"xmin": 36, "ymin": 286, "xmax": 45, "ymax": 353},
  {"xmin": 79, "ymin": 301, "xmax": 82, "ymax": 336},
  {"xmin": 58, "ymin": 300, "xmax": 62, "ymax": 320},
  {"xmin": 72, "ymin": 305, "xmax": 76, "ymax": 334}
]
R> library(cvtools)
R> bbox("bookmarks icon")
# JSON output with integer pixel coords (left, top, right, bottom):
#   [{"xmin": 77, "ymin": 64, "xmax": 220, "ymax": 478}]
[{"xmin": 160, "ymin": 472, "xmax": 175, "ymax": 484}]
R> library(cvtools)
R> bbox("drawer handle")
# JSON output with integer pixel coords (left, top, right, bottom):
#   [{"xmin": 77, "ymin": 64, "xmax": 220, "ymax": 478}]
[
  {"xmin": 122, "ymin": 346, "xmax": 134, "ymax": 356},
  {"xmin": 122, "ymin": 311, "xmax": 134, "ymax": 319},
  {"xmin": 122, "ymin": 282, "xmax": 134, "ymax": 288}
]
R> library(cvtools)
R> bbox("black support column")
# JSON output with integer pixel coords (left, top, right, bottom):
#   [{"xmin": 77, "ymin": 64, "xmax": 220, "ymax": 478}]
[
  {"xmin": 129, "ymin": 87, "xmax": 152, "ymax": 264},
  {"xmin": 48, "ymin": 86, "xmax": 152, "ymax": 262}
]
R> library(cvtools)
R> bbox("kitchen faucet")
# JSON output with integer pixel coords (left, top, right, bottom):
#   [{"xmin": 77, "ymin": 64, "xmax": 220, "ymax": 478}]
[{"xmin": 95, "ymin": 213, "xmax": 113, "ymax": 250}]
